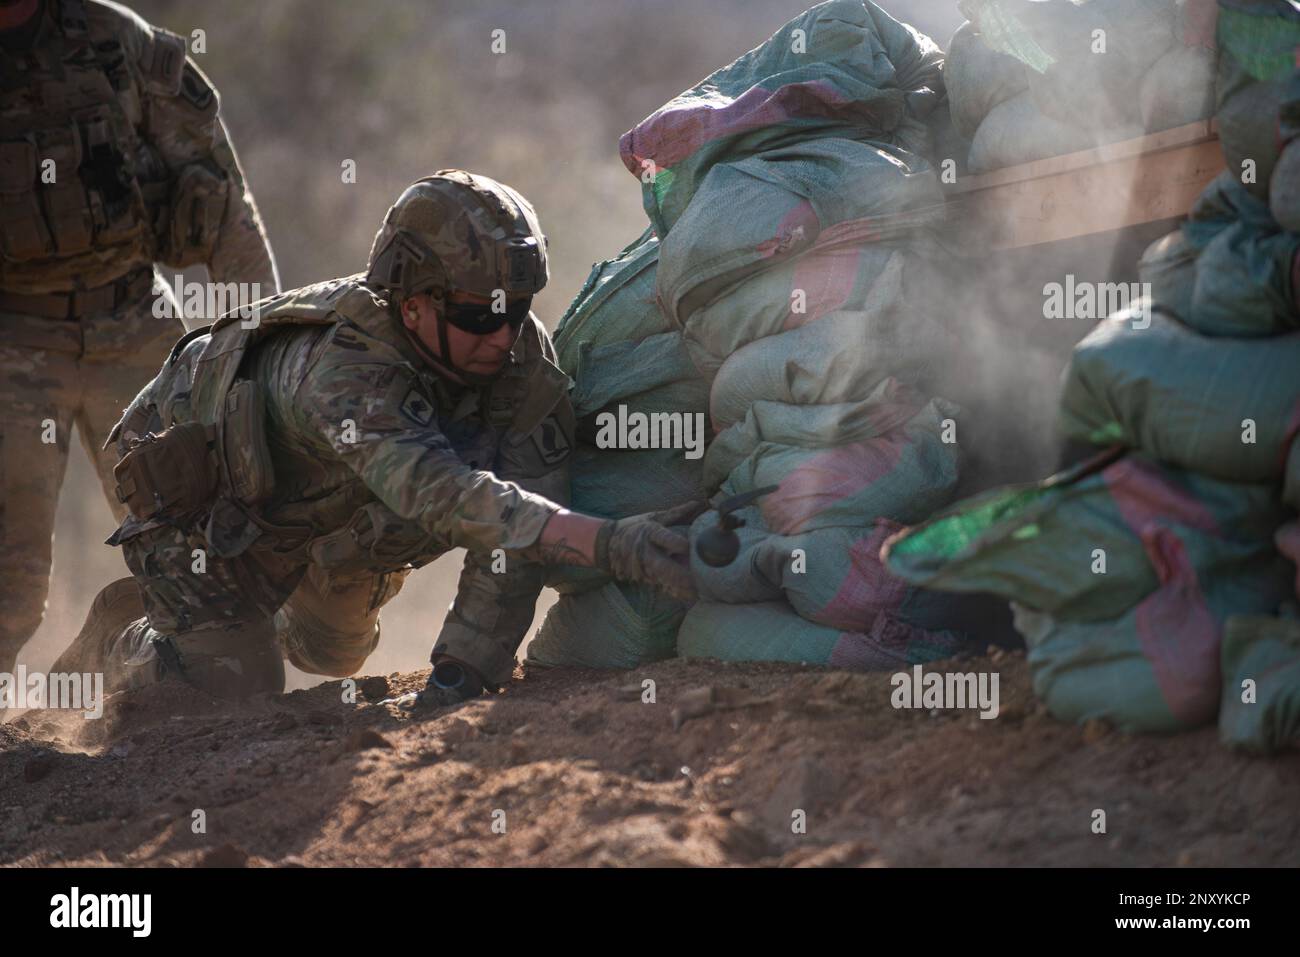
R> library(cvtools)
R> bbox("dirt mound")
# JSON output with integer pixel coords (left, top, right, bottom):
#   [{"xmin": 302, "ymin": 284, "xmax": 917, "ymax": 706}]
[{"xmin": 3, "ymin": 652, "xmax": 1297, "ymax": 867}]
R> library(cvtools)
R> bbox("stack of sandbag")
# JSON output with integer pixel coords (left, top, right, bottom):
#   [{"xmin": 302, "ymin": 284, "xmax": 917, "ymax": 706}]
[
  {"xmin": 551, "ymin": 230, "xmax": 709, "ymax": 522},
  {"xmin": 885, "ymin": 4, "xmax": 1300, "ymax": 745},
  {"xmin": 614, "ymin": 1, "xmax": 976, "ymax": 668},
  {"xmin": 885, "ymin": 443, "xmax": 1296, "ymax": 735},
  {"xmin": 619, "ymin": 0, "xmax": 946, "ymax": 240},
  {"xmin": 528, "ymin": 231, "xmax": 709, "ymax": 669},
  {"xmin": 947, "ymin": 0, "xmax": 1219, "ymax": 173},
  {"xmin": 886, "ymin": 140, "xmax": 1300, "ymax": 749},
  {"xmin": 1136, "ymin": 1, "xmax": 1300, "ymax": 337},
  {"xmin": 886, "ymin": 277, "xmax": 1299, "ymax": 743},
  {"xmin": 1138, "ymin": 178, "xmax": 1300, "ymax": 334}
]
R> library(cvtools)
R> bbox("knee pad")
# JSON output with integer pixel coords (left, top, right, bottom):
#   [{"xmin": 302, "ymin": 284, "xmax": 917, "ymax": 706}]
[{"xmin": 278, "ymin": 608, "xmax": 379, "ymax": 678}]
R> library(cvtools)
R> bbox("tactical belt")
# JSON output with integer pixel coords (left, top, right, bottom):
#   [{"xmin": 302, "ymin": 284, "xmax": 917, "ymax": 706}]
[{"xmin": 0, "ymin": 267, "xmax": 154, "ymax": 319}]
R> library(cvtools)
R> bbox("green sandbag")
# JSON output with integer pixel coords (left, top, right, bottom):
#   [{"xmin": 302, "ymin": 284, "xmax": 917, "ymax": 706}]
[
  {"xmin": 721, "ymin": 396, "xmax": 960, "ymax": 536},
  {"xmin": 1271, "ymin": 138, "xmax": 1300, "ymax": 232},
  {"xmin": 526, "ymin": 582, "xmax": 687, "ymax": 670},
  {"xmin": 676, "ymin": 599, "xmax": 966, "ymax": 671},
  {"xmin": 619, "ymin": 0, "xmax": 945, "ymax": 238},
  {"xmin": 689, "ymin": 507, "xmax": 974, "ymax": 638},
  {"xmin": 1182, "ymin": 172, "xmax": 1300, "ymax": 337},
  {"xmin": 884, "ymin": 451, "xmax": 1291, "ymax": 622},
  {"xmin": 553, "ymin": 230, "xmax": 665, "ymax": 374},
  {"xmin": 1015, "ymin": 531, "xmax": 1294, "ymax": 733},
  {"xmin": 553, "ymin": 233, "xmax": 710, "ymax": 531},
  {"xmin": 704, "ymin": 378, "xmax": 926, "ymax": 489},
  {"xmin": 1059, "ymin": 305, "xmax": 1300, "ymax": 483},
  {"xmin": 707, "ymin": 295, "xmax": 944, "ymax": 432},
  {"xmin": 656, "ymin": 138, "xmax": 943, "ymax": 326},
  {"xmin": 961, "ymin": 0, "xmax": 1175, "ymax": 130},
  {"xmin": 1215, "ymin": 1, "xmax": 1300, "ymax": 196},
  {"xmin": 1139, "ymin": 43, "xmax": 1217, "ymax": 132},
  {"xmin": 1288, "ymin": 442, "xmax": 1300, "ymax": 510},
  {"xmin": 967, "ymin": 92, "xmax": 1142, "ymax": 173},
  {"xmin": 945, "ymin": 21, "xmax": 1029, "ymax": 140},
  {"xmin": 1137, "ymin": 229, "xmax": 1197, "ymax": 321},
  {"xmin": 568, "ymin": 332, "xmax": 706, "ymax": 423},
  {"xmin": 569, "ymin": 441, "xmax": 705, "ymax": 522},
  {"xmin": 1219, "ymin": 612, "xmax": 1300, "ymax": 753},
  {"xmin": 1271, "ymin": 71, "xmax": 1300, "ymax": 227},
  {"xmin": 1217, "ymin": 0, "xmax": 1300, "ymax": 85},
  {"xmin": 681, "ymin": 245, "xmax": 903, "ymax": 373},
  {"xmin": 1216, "ymin": 70, "xmax": 1286, "ymax": 201}
]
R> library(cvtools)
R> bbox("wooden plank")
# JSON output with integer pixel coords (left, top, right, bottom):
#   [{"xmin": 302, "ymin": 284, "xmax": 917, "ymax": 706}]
[
  {"xmin": 944, "ymin": 120, "xmax": 1217, "ymax": 195},
  {"xmin": 943, "ymin": 121, "xmax": 1225, "ymax": 249}
]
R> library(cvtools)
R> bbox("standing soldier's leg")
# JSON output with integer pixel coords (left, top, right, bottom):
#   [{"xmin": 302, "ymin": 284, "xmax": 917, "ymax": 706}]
[
  {"xmin": 0, "ymin": 342, "xmax": 76, "ymax": 674},
  {"xmin": 278, "ymin": 564, "xmax": 411, "ymax": 678},
  {"xmin": 77, "ymin": 287, "xmax": 183, "ymax": 522}
]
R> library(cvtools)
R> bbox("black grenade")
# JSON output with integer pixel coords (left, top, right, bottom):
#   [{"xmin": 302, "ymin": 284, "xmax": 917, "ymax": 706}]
[{"xmin": 694, "ymin": 485, "xmax": 781, "ymax": 567}]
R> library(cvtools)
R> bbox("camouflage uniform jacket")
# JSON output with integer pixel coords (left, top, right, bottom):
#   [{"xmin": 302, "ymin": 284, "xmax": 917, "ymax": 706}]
[{"xmin": 111, "ymin": 274, "xmax": 574, "ymax": 684}]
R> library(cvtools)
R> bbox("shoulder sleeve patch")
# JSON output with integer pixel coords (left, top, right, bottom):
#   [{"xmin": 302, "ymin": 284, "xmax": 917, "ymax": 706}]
[
  {"xmin": 398, "ymin": 385, "xmax": 436, "ymax": 427},
  {"xmin": 374, "ymin": 363, "xmax": 435, "ymax": 428},
  {"xmin": 138, "ymin": 26, "xmax": 187, "ymax": 97}
]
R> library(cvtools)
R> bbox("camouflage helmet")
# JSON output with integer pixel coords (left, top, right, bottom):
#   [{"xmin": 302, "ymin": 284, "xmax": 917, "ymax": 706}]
[{"xmin": 366, "ymin": 170, "xmax": 548, "ymax": 302}]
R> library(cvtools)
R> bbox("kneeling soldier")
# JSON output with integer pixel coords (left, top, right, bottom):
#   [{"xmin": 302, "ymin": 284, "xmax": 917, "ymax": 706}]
[{"xmin": 53, "ymin": 171, "xmax": 694, "ymax": 709}]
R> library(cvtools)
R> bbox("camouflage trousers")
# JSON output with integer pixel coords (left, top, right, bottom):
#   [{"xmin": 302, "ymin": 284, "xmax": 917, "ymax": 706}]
[
  {"xmin": 0, "ymin": 282, "xmax": 182, "ymax": 673},
  {"xmin": 62, "ymin": 527, "xmax": 547, "ymax": 699},
  {"xmin": 54, "ymin": 563, "xmax": 410, "ymax": 700},
  {"xmin": 70, "ymin": 501, "xmax": 418, "ymax": 697}
]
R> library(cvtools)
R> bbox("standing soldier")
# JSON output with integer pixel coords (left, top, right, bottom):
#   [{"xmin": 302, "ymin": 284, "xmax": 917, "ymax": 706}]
[
  {"xmin": 52, "ymin": 170, "xmax": 695, "ymax": 709},
  {"xmin": 0, "ymin": 0, "xmax": 279, "ymax": 674}
]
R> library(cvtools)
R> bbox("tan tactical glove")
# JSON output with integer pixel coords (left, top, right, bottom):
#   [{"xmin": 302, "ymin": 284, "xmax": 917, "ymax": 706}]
[{"xmin": 595, "ymin": 501, "xmax": 706, "ymax": 602}]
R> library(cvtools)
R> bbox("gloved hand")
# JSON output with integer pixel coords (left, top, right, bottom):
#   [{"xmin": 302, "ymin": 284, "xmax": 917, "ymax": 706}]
[{"xmin": 595, "ymin": 512, "xmax": 697, "ymax": 602}]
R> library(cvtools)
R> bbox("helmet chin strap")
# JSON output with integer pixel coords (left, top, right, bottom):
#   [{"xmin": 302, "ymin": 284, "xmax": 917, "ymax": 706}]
[{"xmin": 395, "ymin": 298, "xmax": 499, "ymax": 388}]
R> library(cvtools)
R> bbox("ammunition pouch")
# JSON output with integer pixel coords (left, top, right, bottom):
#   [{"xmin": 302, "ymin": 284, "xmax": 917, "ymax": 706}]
[
  {"xmin": 164, "ymin": 162, "xmax": 230, "ymax": 267},
  {"xmin": 0, "ymin": 113, "xmax": 152, "ymax": 265},
  {"xmin": 113, "ymin": 421, "xmax": 219, "ymax": 521},
  {"xmin": 34, "ymin": 123, "xmax": 93, "ymax": 256},
  {"xmin": 0, "ymin": 137, "xmax": 54, "ymax": 261},
  {"xmin": 194, "ymin": 378, "xmax": 280, "ymax": 558},
  {"xmin": 221, "ymin": 379, "xmax": 276, "ymax": 507},
  {"xmin": 308, "ymin": 502, "xmax": 442, "ymax": 574}
]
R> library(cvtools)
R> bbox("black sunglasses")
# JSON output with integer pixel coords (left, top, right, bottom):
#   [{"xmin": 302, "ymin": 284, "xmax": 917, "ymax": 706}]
[{"xmin": 441, "ymin": 296, "xmax": 531, "ymax": 335}]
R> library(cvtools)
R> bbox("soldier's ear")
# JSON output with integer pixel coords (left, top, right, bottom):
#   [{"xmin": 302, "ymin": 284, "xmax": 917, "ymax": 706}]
[{"xmin": 399, "ymin": 295, "xmax": 421, "ymax": 329}]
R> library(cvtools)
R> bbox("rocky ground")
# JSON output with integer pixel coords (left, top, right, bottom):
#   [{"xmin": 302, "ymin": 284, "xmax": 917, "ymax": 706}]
[{"xmin": 2, "ymin": 650, "xmax": 1298, "ymax": 867}]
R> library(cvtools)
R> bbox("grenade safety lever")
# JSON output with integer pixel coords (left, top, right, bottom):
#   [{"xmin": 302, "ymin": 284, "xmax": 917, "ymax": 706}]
[{"xmin": 694, "ymin": 484, "xmax": 780, "ymax": 567}]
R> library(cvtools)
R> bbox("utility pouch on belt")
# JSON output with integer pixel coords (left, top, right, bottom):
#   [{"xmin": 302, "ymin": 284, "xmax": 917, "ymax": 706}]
[
  {"xmin": 113, "ymin": 421, "xmax": 219, "ymax": 521},
  {"xmin": 0, "ymin": 137, "xmax": 53, "ymax": 262},
  {"xmin": 308, "ymin": 502, "xmax": 437, "ymax": 572},
  {"xmin": 165, "ymin": 163, "xmax": 230, "ymax": 267},
  {"xmin": 222, "ymin": 379, "xmax": 276, "ymax": 506}
]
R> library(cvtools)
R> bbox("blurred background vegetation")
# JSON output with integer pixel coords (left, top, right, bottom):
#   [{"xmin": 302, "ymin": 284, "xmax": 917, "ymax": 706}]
[{"xmin": 25, "ymin": 0, "xmax": 963, "ymax": 685}]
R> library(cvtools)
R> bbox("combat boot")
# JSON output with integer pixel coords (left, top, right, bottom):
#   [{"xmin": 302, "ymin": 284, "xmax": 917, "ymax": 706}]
[{"xmin": 49, "ymin": 578, "xmax": 147, "ymax": 680}]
